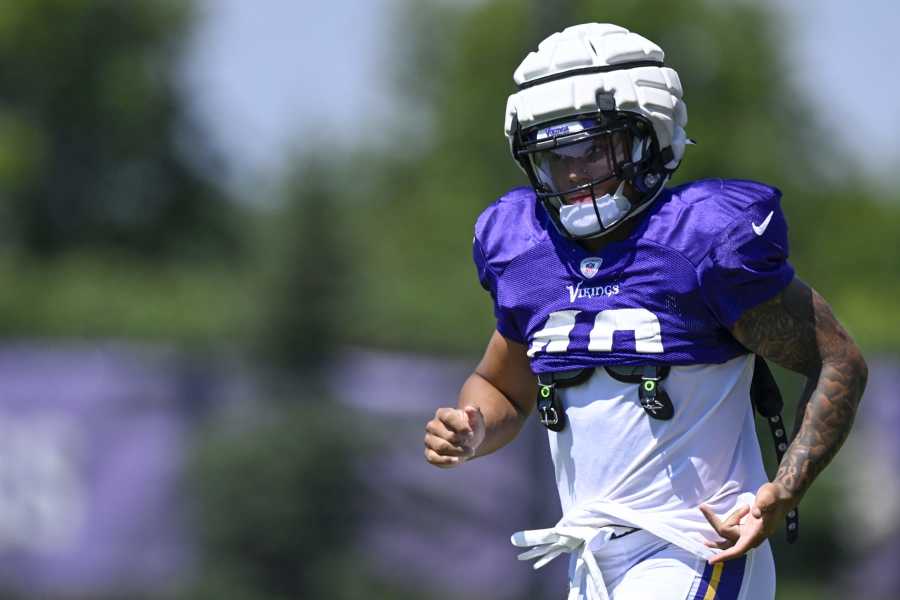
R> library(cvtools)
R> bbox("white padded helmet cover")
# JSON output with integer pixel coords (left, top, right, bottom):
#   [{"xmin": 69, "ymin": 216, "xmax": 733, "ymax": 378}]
[{"xmin": 505, "ymin": 23, "xmax": 688, "ymax": 169}]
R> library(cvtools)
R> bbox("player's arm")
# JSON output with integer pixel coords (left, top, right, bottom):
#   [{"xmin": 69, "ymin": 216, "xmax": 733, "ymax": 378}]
[
  {"xmin": 424, "ymin": 330, "xmax": 536, "ymax": 468},
  {"xmin": 704, "ymin": 277, "xmax": 867, "ymax": 562},
  {"xmin": 732, "ymin": 277, "xmax": 867, "ymax": 502}
]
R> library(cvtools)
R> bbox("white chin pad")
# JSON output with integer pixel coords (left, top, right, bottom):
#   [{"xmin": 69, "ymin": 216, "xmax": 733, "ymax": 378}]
[{"xmin": 558, "ymin": 182, "xmax": 630, "ymax": 236}]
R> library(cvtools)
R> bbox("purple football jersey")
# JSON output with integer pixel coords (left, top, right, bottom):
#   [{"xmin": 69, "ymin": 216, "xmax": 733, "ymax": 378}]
[{"xmin": 473, "ymin": 179, "xmax": 794, "ymax": 373}]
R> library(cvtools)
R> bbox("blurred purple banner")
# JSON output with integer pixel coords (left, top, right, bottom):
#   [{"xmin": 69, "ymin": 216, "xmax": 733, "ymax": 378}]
[
  {"xmin": 838, "ymin": 357, "xmax": 900, "ymax": 600},
  {"xmin": 0, "ymin": 343, "xmax": 246, "ymax": 597}
]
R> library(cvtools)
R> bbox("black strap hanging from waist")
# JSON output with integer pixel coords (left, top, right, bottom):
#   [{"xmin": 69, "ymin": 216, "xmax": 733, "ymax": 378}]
[{"xmin": 750, "ymin": 356, "xmax": 799, "ymax": 544}]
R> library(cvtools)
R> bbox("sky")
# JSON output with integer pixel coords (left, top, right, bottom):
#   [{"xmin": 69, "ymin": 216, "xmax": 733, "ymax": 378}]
[
  {"xmin": 182, "ymin": 0, "xmax": 388, "ymax": 187},
  {"xmin": 181, "ymin": 0, "xmax": 899, "ymax": 187}
]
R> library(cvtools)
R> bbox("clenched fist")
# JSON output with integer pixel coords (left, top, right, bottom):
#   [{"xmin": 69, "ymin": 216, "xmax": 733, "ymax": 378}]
[{"xmin": 424, "ymin": 406, "xmax": 485, "ymax": 468}]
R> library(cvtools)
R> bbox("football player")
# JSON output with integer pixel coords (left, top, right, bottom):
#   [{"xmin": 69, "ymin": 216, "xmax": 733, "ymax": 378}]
[{"xmin": 423, "ymin": 23, "xmax": 867, "ymax": 600}]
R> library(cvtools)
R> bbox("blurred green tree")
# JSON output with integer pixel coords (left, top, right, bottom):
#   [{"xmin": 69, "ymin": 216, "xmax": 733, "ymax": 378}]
[
  {"xmin": 0, "ymin": 0, "xmax": 239, "ymax": 260},
  {"xmin": 186, "ymin": 405, "xmax": 359, "ymax": 600},
  {"xmin": 185, "ymin": 405, "xmax": 423, "ymax": 600},
  {"xmin": 254, "ymin": 156, "xmax": 353, "ymax": 374}
]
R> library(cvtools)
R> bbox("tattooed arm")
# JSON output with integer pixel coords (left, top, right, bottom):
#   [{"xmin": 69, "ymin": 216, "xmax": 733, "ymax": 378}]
[
  {"xmin": 733, "ymin": 277, "xmax": 867, "ymax": 501},
  {"xmin": 703, "ymin": 277, "xmax": 868, "ymax": 563}
]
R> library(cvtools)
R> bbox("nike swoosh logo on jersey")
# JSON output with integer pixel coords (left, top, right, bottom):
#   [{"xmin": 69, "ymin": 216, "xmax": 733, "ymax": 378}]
[
  {"xmin": 752, "ymin": 211, "xmax": 774, "ymax": 236},
  {"xmin": 609, "ymin": 527, "xmax": 640, "ymax": 540}
]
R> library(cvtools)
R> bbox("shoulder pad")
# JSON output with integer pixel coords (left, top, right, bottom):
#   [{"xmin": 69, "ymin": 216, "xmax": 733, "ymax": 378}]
[
  {"xmin": 473, "ymin": 186, "xmax": 549, "ymax": 292},
  {"xmin": 640, "ymin": 178, "xmax": 783, "ymax": 265}
]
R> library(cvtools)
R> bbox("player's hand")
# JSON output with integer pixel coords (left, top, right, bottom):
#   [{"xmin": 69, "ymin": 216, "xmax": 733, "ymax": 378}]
[
  {"xmin": 700, "ymin": 482, "xmax": 796, "ymax": 564},
  {"xmin": 424, "ymin": 406, "xmax": 485, "ymax": 468}
]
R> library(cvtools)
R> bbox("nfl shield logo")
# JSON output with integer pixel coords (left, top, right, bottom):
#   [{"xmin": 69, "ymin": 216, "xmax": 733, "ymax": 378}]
[{"xmin": 580, "ymin": 257, "xmax": 602, "ymax": 279}]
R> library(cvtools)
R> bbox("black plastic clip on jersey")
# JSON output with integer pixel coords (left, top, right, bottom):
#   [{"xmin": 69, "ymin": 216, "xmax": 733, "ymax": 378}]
[
  {"xmin": 536, "ymin": 374, "xmax": 564, "ymax": 432},
  {"xmin": 535, "ymin": 369, "xmax": 593, "ymax": 432},
  {"xmin": 638, "ymin": 366, "xmax": 674, "ymax": 420},
  {"xmin": 604, "ymin": 365, "xmax": 674, "ymax": 420},
  {"xmin": 751, "ymin": 355, "xmax": 799, "ymax": 544}
]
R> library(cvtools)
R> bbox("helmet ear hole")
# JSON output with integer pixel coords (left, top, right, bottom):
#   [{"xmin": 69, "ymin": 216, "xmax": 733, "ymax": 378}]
[{"xmin": 643, "ymin": 173, "xmax": 660, "ymax": 189}]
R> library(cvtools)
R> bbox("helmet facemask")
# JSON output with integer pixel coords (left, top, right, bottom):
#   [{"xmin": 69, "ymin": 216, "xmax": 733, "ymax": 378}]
[{"xmin": 514, "ymin": 112, "xmax": 668, "ymax": 240}]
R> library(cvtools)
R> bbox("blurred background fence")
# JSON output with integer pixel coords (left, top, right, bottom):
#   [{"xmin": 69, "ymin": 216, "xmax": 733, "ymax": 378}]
[{"xmin": 0, "ymin": 0, "xmax": 897, "ymax": 599}]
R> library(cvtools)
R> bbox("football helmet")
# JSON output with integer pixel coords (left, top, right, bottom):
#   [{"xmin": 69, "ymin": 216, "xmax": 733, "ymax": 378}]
[{"xmin": 505, "ymin": 23, "xmax": 689, "ymax": 240}]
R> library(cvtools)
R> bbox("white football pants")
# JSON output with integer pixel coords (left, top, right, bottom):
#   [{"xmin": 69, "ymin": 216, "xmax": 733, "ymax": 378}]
[{"xmin": 571, "ymin": 527, "xmax": 776, "ymax": 600}]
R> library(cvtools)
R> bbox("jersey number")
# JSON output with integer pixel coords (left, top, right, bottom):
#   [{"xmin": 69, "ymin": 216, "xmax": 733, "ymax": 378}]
[{"xmin": 527, "ymin": 308, "xmax": 663, "ymax": 357}]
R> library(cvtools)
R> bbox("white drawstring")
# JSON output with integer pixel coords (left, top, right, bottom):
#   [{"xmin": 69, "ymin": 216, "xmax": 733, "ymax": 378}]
[{"xmin": 511, "ymin": 499, "xmax": 719, "ymax": 600}]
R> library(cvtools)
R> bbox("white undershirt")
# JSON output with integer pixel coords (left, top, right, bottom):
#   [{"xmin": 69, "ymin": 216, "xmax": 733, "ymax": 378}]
[{"xmin": 548, "ymin": 353, "xmax": 768, "ymax": 543}]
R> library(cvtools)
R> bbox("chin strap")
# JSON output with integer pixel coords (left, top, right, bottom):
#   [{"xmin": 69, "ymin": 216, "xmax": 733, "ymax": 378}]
[{"xmin": 557, "ymin": 181, "xmax": 630, "ymax": 236}]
